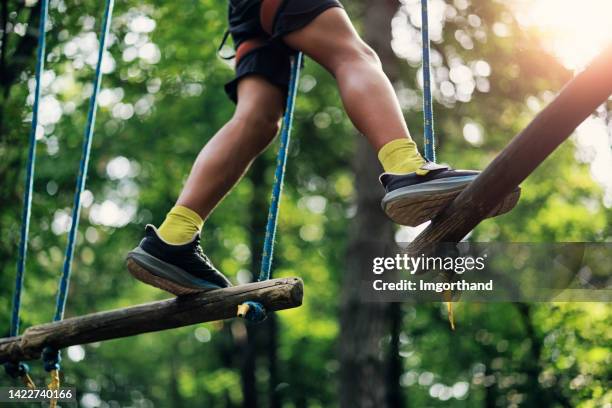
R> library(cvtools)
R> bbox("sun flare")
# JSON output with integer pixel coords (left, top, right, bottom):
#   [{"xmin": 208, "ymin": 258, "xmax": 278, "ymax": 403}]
[{"xmin": 514, "ymin": 0, "xmax": 612, "ymax": 69}]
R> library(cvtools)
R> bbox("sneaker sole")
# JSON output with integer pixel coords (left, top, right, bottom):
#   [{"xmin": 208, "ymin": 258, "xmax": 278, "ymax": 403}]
[
  {"xmin": 382, "ymin": 177, "xmax": 521, "ymax": 226},
  {"xmin": 126, "ymin": 248, "xmax": 222, "ymax": 296}
]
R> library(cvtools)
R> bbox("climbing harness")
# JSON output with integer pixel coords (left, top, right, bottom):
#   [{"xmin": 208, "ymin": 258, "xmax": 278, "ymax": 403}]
[{"xmin": 218, "ymin": 0, "xmax": 285, "ymax": 60}]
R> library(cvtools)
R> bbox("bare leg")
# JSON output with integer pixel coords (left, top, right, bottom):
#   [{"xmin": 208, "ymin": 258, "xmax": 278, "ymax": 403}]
[
  {"xmin": 283, "ymin": 8, "xmax": 410, "ymax": 151},
  {"xmin": 175, "ymin": 9, "xmax": 414, "ymax": 220},
  {"xmin": 176, "ymin": 76, "xmax": 285, "ymax": 219}
]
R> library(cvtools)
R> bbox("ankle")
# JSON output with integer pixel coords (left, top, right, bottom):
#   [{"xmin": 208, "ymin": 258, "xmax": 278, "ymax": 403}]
[
  {"xmin": 378, "ymin": 138, "xmax": 426, "ymax": 174},
  {"xmin": 158, "ymin": 205, "xmax": 203, "ymax": 245}
]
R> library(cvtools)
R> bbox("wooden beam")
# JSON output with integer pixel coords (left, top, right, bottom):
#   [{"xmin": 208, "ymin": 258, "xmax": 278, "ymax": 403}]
[
  {"xmin": 0, "ymin": 277, "xmax": 303, "ymax": 364},
  {"xmin": 408, "ymin": 43, "xmax": 612, "ymax": 254}
]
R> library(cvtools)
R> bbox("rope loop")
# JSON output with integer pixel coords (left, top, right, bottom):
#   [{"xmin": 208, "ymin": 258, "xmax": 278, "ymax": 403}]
[
  {"xmin": 239, "ymin": 301, "xmax": 268, "ymax": 322},
  {"xmin": 4, "ymin": 361, "xmax": 29, "ymax": 379},
  {"xmin": 42, "ymin": 347, "xmax": 61, "ymax": 373},
  {"xmin": 4, "ymin": 362, "xmax": 37, "ymax": 389}
]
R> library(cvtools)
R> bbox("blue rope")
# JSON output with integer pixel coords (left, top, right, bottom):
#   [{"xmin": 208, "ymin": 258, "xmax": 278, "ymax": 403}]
[
  {"xmin": 45, "ymin": 0, "xmax": 114, "ymax": 371},
  {"xmin": 243, "ymin": 52, "xmax": 302, "ymax": 323},
  {"xmin": 241, "ymin": 301, "xmax": 267, "ymax": 323},
  {"xmin": 420, "ymin": 0, "xmax": 436, "ymax": 162},
  {"xmin": 10, "ymin": 0, "xmax": 49, "ymax": 339},
  {"xmin": 258, "ymin": 52, "xmax": 302, "ymax": 282},
  {"xmin": 4, "ymin": 0, "xmax": 49, "ymax": 380}
]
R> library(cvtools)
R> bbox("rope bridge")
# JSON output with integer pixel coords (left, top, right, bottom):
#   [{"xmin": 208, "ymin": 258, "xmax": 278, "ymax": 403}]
[
  {"xmin": 2, "ymin": 0, "xmax": 611, "ymax": 396},
  {"xmin": 2, "ymin": 0, "xmax": 304, "ymax": 396}
]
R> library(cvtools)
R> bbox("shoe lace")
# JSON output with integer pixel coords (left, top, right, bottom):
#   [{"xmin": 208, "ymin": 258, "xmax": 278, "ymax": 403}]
[{"xmin": 195, "ymin": 244, "xmax": 213, "ymax": 265}]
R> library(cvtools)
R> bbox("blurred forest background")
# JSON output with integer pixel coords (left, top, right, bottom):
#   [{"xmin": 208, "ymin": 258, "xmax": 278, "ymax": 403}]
[{"xmin": 0, "ymin": 0, "xmax": 610, "ymax": 407}]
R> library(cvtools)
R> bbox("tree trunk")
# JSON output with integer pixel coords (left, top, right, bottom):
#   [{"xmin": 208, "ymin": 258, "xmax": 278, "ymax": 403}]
[
  {"xmin": 339, "ymin": 1, "xmax": 402, "ymax": 407},
  {"xmin": 339, "ymin": 137, "xmax": 392, "ymax": 408},
  {"xmin": 516, "ymin": 304, "xmax": 572, "ymax": 408},
  {"xmin": 364, "ymin": 0, "xmax": 402, "ymax": 81},
  {"xmin": 240, "ymin": 323, "xmax": 258, "ymax": 408},
  {"xmin": 386, "ymin": 303, "xmax": 404, "ymax": 408},
  {"xmin": 267, "ymin": 313, "xmax": 281, "ymax": 408},
  {"xmin": 169, "ymin": 349, "xmax": 184, "ymax": 408},
  {"xmin": 362, "ymin": 1, "xmax": 406, "ymax": 405},
  {"xmin": 241, "ymin": 158, "xmax": 269, "ymax": 408},
  {"xmin": 241, "ymin": 154, "xmax": 283, "ymax": 408}
]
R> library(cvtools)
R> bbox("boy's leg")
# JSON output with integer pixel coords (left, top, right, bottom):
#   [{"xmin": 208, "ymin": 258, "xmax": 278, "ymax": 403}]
[
  {"xmin": 284, "ymin": 8, "xmax": 410, "ymax": 152},
  {"xmin": 176, "ymin": 76, "xmax": 285, "ymax": 221},
  {"xmin": 126, "ymin": 76, "xmax": 285, "ymax": 294},
  {"xmin": 282, "ymin": 8, "xmax": 427, "ymax": 178},
  {"xmin": 281, "ymin": 7, "xmax": 519, "ymax": 226},
  {"xmin": 157, "ymin": 76, "xmax": 285, "ymax": 245}
]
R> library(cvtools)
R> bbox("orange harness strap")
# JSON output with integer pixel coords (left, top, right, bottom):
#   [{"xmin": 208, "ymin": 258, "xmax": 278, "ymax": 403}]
[{"xmin": 235, "ymin": 37, "xmax": 266, "ymax": 65}]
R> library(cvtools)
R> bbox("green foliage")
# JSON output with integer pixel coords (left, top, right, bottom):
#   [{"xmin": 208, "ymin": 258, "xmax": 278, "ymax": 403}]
[{"xmin": 0, "ymin": 0, "xmax": 609, "ymax": 406}]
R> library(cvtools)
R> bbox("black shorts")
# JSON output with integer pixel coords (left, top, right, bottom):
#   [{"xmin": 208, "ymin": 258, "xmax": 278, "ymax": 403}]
[{"xmin": 224, "ymin": 0, "xmax": 343, "ymax": 103}]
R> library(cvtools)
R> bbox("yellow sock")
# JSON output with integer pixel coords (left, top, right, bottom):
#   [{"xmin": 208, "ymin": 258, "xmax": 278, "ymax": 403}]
[
  {"xmin": 378, "ymin": 138, "xmax": 428, "ymax": 175},
  {"xmin": 158, "ymin": 205, "xmax": 204, "ymax": 245}
]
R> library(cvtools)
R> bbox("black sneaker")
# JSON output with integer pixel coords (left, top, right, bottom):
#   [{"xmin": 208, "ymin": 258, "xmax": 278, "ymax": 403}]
[
  {"xmin": 380, "ymin": 162, "xmax": 520, "ymax": 226},
  {"xmin": 126, "ymin": 225, "xmax": 232, "ymax": 296}
]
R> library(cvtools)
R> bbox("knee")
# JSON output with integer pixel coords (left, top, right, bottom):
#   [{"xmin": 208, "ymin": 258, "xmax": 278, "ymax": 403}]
[
  {"xmin": 231, "ymin": 111, "xmax": 281, "ymax": 151},
  {"xmin": 331, "ymin": 40, "xmax": 382, "ymax": 73},
  {"xmin": 356, "ymin": 42, "xmax": 382, "ymax": 67}
]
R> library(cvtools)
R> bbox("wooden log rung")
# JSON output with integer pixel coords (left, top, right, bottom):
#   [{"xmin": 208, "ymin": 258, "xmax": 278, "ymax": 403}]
[{"xmin": 0, "ymin": 277, "xmax": 303, "ymax": 364}]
